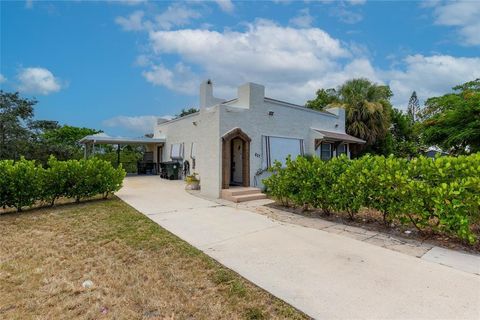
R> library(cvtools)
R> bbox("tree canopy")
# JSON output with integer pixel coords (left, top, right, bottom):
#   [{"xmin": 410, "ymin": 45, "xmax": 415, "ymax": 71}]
[
  {"xmin": 388, "ymin": 108, "xmax": 422, "ymax": 158},
  {"xmin": 0, "ymin": 91, "xmax": 100, "ymax": 162},
  {"xmin": 306, "ymin": 78, "xmax": 393, "ymax": 156},
  {"xmin": 176, "ymin": 107, "xmax": 199, "ymax": 118},
  {"xmin": 0, "ymin": 91, "xmax": 36, "ymax": 159},
  {"xmin": 420, "ymin": 79, "xmax": 480, "ymax": 154},
  {"xmin": 407, "ymin": 91, "xmax": 420, "ymax": 123}
]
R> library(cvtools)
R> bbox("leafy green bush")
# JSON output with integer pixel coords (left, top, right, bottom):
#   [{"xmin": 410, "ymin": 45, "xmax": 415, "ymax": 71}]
[
  {"xmin": 263, "ymin": 159, "xmax": 293, "ymax": 207},
  {"xmin": 42, "ymin": 156, "xmax": 70, "ymax": 206},
  {"xmin": 363, "ymin": 155, "xmax": 411, "ymax": 224},
  {"xmin": 2, "ymin": 158, "xmax": 42, "ymax": 211},
  {"xmin": 0, "ymin": 157, "xmax": 126, "ymax": 211},
  {"xmin": 332, "ymin": 156, "xmax": 372, "ymax": 219},
  {"xmin": 263, "ymin": 153, "xmax": 480, "ymax": 244},
  {"xmin": 0, "ymin": 159, "xmax": 14, "ymax": 209}
]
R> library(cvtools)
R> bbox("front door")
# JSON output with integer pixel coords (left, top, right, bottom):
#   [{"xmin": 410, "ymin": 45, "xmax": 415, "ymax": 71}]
[
  {"xmin": 221, "ymin": 128, "xmax": 251, "ymax": 189},
  {"xmin": 231, "ymin": 138, "xmax": 243, "ymax": 185}
]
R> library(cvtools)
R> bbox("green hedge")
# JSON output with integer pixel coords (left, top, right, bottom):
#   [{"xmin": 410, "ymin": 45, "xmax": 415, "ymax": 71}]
[
  {"xmin": 263, "ymin": 153, "xmax": 480, "ymax": 244},
  {"xmin": 0, "ymin": 156, "xmax": 126, "ymax": 212}
]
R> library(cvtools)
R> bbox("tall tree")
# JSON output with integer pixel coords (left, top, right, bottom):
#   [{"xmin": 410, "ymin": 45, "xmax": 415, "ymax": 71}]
[
  {"xmin": 306, "ymin": 88, "xmax": 338, "ymax": 111},
  {"xmin": 38, "ymin": 125, "xmax": 101, "ymax": 161},
  {"xmin": 306, "ymin": 78, "xmax": 393, "ymax": 156},
  {"xmin": 0, "ymin": 91, "xmax": 101, "ymax": 161},
  {"xmin": 420, "ymin": 79, "xmax": 480, "ymax": 154},
  {"xmin": 407, "ymin": 91, "xmax": 420, "ymax": 122},
  {"xmin": 389, "ymin": 108, "xmax": 422, "ymax": 157},
  {"xmin": 0, "ymin": 91, "xmax": 36, "ymax": 159}
]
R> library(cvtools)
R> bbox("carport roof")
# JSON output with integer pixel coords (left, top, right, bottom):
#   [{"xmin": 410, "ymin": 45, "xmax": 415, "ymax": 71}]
[{"xmin": 79, "ymin": 135, "xmax": 165, "ymax": 145}]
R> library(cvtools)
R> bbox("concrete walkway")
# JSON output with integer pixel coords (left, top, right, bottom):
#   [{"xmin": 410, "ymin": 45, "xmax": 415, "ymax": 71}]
[{"xmin": 117, "ymin": 176, "xmax": 480, "ymax": 320}]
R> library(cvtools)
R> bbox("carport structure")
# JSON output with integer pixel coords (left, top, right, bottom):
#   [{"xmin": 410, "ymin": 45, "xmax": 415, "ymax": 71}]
[{"xmin": 79, "ymin": 134, "xmax": 165, "ymax": 173}]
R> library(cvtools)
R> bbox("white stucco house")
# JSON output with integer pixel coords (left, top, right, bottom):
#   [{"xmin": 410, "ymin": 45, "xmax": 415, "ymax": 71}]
[
  {"xmin": 81, "ymin": 80, "xmax": 365, "ymax": 201},
  {"xmin": 152, "ymin": 80, "xmax": 364, "ymax": 198}
]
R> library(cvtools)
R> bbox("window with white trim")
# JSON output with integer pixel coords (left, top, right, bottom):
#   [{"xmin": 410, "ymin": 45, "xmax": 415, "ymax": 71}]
[
  {"xmin": 337, "ymin": 143, "xmax": 347, "ymax": 156},
  {"xmin": 263, "ymin": 136, "xmax": 304, "ymax": 167},
  {"xmin": 170, "ymin": 143, "xmax": 183, "ymax": 159},
  {"xmin": 316, "ymin": 142, "xmax": 332, "ymax": 160}
]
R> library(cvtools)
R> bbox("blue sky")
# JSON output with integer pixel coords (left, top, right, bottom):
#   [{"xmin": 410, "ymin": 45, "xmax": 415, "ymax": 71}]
[{"xmin": 1, "ymin": 0, "xmax": 479, "ymax": 136}]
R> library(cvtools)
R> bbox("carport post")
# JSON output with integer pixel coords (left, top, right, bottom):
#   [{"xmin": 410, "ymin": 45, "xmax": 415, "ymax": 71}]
[{"xmin": 117, "ymin": 144, "xmax": 121, "ymax": 167}]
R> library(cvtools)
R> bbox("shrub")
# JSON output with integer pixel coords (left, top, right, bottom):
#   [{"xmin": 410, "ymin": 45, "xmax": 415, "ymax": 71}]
[
  {"xmin": 263, "ymin": 153, "xmax": 480, "ymax": 244},
  {"xmin": 263, "ymin": 159, "xmax": 293, "ymax": 207},
  {"xmin": 3, "ymin": 158, "xmax": 42, "ymax": 211},
  {"xmin": 42, "ymin": 156, "xmax": 70, "ymax": 206},
  {"xmin": 0, "ymin": 157, "xmax": 126, "ymax": 212},
  {"xmin": 363, "ymin": 155, "xmax": 411, "ymax": 224},
  {"xmin": 314, "ymin": 155, "xmax": 350, "ymax": 214},
  {"xmin": 0, "ymin": 160, "xmax": 14, "ymax": 209},
  {"xmin": 332, "ymin": 156, "xmax": 372, "ymax": 219}
]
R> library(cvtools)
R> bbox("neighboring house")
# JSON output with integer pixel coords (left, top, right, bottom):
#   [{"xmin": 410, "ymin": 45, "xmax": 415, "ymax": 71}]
[
  {"xmin": 148, "ymin": 80, "xmax": 365, "ymax": 198},
  {"xmin": 422, "ymin": 146, "xmax": 449, "ymax": 158}
]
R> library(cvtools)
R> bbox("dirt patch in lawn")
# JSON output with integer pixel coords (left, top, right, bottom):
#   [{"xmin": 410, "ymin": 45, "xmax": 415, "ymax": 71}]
[
  {"xmin": 0, "ymin": 198, "xmax": 308, "ymax": 320},
  {"xmin": 266, "ymin": 203, "xmax": 480, "ymax": 254}
]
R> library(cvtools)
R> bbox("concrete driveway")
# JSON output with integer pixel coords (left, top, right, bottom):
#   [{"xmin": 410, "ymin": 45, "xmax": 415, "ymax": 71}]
[{"xmin": 117, "ymin": 176, "xmax": 480, "ymax": 320}]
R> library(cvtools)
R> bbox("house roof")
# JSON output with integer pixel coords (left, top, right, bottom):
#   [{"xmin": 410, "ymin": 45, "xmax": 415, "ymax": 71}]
[
  {"xmin": 223, "ymin": 97, "xmax": 338, "ymax": 118},
  {"xmin": 79, "ymin": 134, "xmax": 165, "ymax": 145},
  {"xmin": 312, "ymin": 129, "xmax": 366, "ymax": 144}
]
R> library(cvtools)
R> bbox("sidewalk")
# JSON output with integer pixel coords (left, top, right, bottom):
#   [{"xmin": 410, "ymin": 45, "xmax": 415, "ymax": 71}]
[{"xmin": 117, "ymin": 176, "xmax": 480, "ymax": 319}]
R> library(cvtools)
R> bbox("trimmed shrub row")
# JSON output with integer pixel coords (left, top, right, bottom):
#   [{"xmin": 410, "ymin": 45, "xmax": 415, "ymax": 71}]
[
  {"xmin": 0, "ymin": 156, "xmax": 126, "ymax": 212},
  {"xmin": 263, "ymin": 153, "xmax": 480, "ymax": 244}
]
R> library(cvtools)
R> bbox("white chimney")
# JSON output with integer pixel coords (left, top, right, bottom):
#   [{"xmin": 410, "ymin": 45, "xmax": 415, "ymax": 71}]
[
  {"xmin": 199, "ymin": 79, "xmax": 224, "ymax": 109},
  {"xmin": 325, "ymin": 106, "xmax": 346, "ymax": 131},
  {"xmin": 237, "ymin": 82, "xmax": 265, "ymax": 108}
]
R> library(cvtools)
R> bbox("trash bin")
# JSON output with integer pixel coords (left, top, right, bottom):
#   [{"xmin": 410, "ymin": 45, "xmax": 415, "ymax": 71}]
[{"xmin": 160, "ymin": 161, "xmax": 182, "ymax": 180}]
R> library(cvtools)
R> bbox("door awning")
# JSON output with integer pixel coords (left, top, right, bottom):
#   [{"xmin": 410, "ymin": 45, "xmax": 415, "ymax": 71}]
[{"xmin": 311, "ymin": 128, "xmax": 365, "ymax": 144}]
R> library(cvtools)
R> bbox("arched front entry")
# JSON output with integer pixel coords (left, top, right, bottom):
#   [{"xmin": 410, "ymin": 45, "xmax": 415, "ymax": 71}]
[{"xmin": 222, "ymin": 128, "xmax": 251, "ymax": 189}]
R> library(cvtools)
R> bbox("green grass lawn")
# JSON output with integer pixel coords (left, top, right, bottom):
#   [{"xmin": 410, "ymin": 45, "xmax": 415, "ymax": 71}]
[{"xmin": 0, "ymin": 198, "xmax": 307, "ymax": 320}]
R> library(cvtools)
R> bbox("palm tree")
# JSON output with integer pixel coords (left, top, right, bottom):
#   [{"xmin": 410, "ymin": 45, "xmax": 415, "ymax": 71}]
[
  {"xmin": 307, "ymin": 78, "xmax": 392, "ymax": 156},
  {"xmin": 338, "ymin": 79, "xmax": 392, "ymax": 147}
]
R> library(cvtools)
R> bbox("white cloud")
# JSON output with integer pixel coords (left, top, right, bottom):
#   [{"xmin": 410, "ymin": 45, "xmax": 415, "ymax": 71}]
[
  {"xmin": 115, "ymin": 4, "xmax": 201, "ymax": 32},
  {"xmin": 330, "ymin": 6, "xmax": 363, "ymax": 24},
  {"xmin": 155, "ymin": 4, "xmax": 201, "ymax": 30},
  {"xmin": 346, "ymin": 0, "xmax": 366, "ymax": 5},
  {"xmin": 17, "ymin": 67, "xmax": 63, "ymax": 95},
  {"xmin": 142, "ymin": 63, "xmax": 199, "ymax": 94},
  {"xmin": 432, "ymin": 1, "xmax": 480, "ymax": 46},
  {"xmin": 385, "ymin": 54, "xmax": 480, "ymax": 108},
  {"xmin": 0, "ymin": 74, "xmax": 6, "ymax": 84},
  {"xmin": 109, "ymin": 0, "xmax": 147, "ymax": 6},
  {"xmin": 214, "ymin": 0, "xmax": 234, "ymax": 13},
  {"xmin": 134, "ymin": 54, "xmax": 151, "ymax": 67},
  {"xmin": 103, "ymin": 115, "xmax": 170, "ymax": 135},
  {"xmin": 289, "ymin": 8, "xmax": 314, "ymax": 28},
  {"xmin": 146, "ymin": 20, "xmax": 350, "ymax": 100},
  {"xmin": 115, "ymin": 10, "xmax": 145, "ymax": 31},
  {"xmin": 122, "ymin": 17, "xmax": 478, "ymax": 110}
]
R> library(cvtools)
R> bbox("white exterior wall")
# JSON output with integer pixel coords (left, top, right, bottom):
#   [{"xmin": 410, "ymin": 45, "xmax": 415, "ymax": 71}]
[
  {"xmin": 152, "ymin": 81, "xmax": 348, "ymax": 198},
  {"xmin": 154, "ymin": 107, "xmax": 222, "ymax": 198},
  {"xmin": 220, "ymin": 97, "xmax": 344, "ymax": 189}
]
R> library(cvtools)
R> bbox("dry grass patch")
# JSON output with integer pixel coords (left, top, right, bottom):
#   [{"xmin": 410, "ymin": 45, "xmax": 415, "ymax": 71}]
[{"xmin": 0, "ymin": 198, "xmax": 307, "ymax": 320}]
